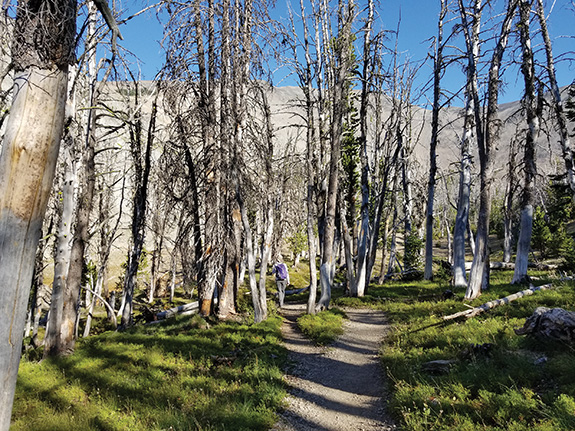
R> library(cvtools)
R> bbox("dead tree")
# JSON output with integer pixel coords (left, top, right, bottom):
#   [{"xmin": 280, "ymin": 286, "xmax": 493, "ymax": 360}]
[
  {"xmin": 424, "ymin": 0, "xmax": 447, "ymax": 280},
  {"xmin": 453, "ymin": 0, "xmax": 482, "ymax": 288},
  {"xmin": 466, "ymin": 0, "xmax": 519, "ymax": 299},
  {"xmin": 535, "ymin": 0, "xmax": 575, "ymax": 197},
  {"xmin": 119, "ymin": 83, "xmax": 158, "ymax": 327},
  {"xmin": 0, "ymin": 0, "xmax": 76, "ymax": 426},
  {"xmin": 316, "ymin": 0, "xmax": 355, "ymax": 311},
  {"xmin": 512, "ymin": 0, "xmax": 539, "ymax": 284}
]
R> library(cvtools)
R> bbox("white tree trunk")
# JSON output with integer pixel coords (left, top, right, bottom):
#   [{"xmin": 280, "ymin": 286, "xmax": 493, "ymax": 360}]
[
  {"xmin": 44, "ymin": 152, "xmax": 76, "ymax": 356},
  {"xmin": 467, "ymin": 0, "xmax": 518, "ymax": 299},
  {"xmin": 455, "ymin": 0, "xmax": 481, "ymax": 288},
  {"xmin": 0, "ymin": 67, "xmax": 68, "ymax": 429},
  {"xmin": 512, "ymin": 0, "xmax": 538, "ymax": 284}
]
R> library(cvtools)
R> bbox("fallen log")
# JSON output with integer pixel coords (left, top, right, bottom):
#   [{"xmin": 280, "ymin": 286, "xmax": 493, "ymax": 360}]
[
  {"xmin": 463, "ymin": 262, "xmax": 558, "ymax": 271},
  {"xmin": 155, "ymin": 301, "xmax": 199, "ymax": 320},
  {"xmin": 515, "ymin": 307, "xmax": 575, "ymax": 344},
  {"xmin": 443, "ymin": 283, "xmax": 553, "ymax": 321}
]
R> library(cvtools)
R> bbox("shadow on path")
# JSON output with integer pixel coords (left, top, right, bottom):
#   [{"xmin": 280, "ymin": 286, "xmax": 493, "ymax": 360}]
[{"xmin": 272, "ymin": 303, "xmax": 397, "ymax": 431}]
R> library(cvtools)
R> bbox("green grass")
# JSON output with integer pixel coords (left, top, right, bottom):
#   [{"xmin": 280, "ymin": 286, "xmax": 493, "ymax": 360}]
[
  {"xmin": 375, "ymin": 270, "xmax": 575, "ymax": 430},
  {"xmin": 297, "ymin": 308, "xmax": 347, "ymax": 345},
  {"xmin": 13, "ymin": 314, "xmax": 287, "ymax": 431}
]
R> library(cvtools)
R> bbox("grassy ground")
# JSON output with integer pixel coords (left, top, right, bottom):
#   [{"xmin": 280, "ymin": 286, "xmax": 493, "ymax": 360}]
[
  {"xmin": 16, "ymin": 259, "xmax": 575, "ymax": 430},
  {"xmin": 369, "ymin": 271, "xmax": 575, "ymax": 430},
  {"xmin": 13, "ymin": 314, "xmax": 287, "ymax": 431},
  {"xmin": 297, "ymin": 308, "xmax": 347, "ymax": 345}
]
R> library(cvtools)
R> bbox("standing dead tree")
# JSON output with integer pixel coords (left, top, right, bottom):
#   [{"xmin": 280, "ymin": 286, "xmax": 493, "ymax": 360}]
[
  {"xmin": 424, "ymin": 0, "xmax": 448, "ymax": 280},
  {"xmin": 118, "ymin": 81, "xmax": 159, "ymax": 327},
  {"xmin": 534, "ymin": 0, "xmax": 575, "ymax": 197},
  {"xmin": 512, "ymin": 0, "xmax": 539, "ymax": 284},
  {"xmin": 0, "ymin": 0, "xmax": 76, "ymax": 426},
  {"xmin": 466, "ymin": 0, "xmax": 519, "ymax": 300},
  {"xmin": 454, "ymin": 0, "xmax": 482, "ymax": 288}
]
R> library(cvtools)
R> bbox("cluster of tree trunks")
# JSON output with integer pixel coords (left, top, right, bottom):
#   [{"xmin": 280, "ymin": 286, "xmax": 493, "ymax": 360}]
[{"xmin": 0, "ymin": 0, "xmax": 574, "ymax": 427}]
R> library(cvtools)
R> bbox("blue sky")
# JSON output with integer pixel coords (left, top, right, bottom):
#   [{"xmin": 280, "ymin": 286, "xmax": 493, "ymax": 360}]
[{"xmin": 118, "ymin": 0, "xmax": 574, "ymax": 105}]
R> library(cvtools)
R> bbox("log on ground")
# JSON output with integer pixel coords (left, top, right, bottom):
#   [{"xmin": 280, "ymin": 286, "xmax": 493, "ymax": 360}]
[
  {"xmin": 156, "ymin": 301, "xmax": 199, "ymax": 320},
  {"xmin": 443, "ymin": 283, "xmax": 553, "ymax": 321}
]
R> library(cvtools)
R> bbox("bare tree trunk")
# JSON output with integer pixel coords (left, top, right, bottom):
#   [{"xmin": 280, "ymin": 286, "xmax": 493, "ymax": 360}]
[
  {"xmin": 0, "ymin": 0, "xmax": 75, "ymax": 424},
  {"xmin": 317, "ymin": 0, "xmax": 354, "ymax": 311},
  {"xmin": 354, "ymin": 0, "xmax": 374, "ymax": 296},
  {"xmin": 120, "ymin": 89, "xmax": 158, "ymax": 327},
  {"xmin": 61, "ymin": 3, "xmax": 102, "ymax": 350},
  {"xmin": 512, "ymin": 0, "xmax": 538, "ymax": 285},
  {"xmin": 85, "ymin": 174, "xmax": 123, "ymax": 336},
  {"xmin": 535, "ymin": 0, "xmax": 575, "ymax": 196},
  {"xmin": 387, "ymin": 176, "xmax": 399, "ymax": 276},
  {"xmin": 466, "ymin": 0, "xmax": 518, "ymax": 299},
  {"xmin": 342, "ymin": 203, "xmax": 356, "ymax": 294},
  {"xmin": 295, "ymin": 0, "xmax": 320, "ymax": 313},
  {"xmin": 424, "ymin": 0, "xmax": 446, "ymax": 280},
  {"xmin": 503, "ymin": 138, "xmax": 518, "ymax": 263},
  {"xmin": 256, "ymin": 86, "xmax": 274, "ymax": 319},
  {"xmin": 454, "ymin": 0, "xmax": 482, "ymax": 288},
  {"xmin": 44, "ymin": 150, "xmax": 76, "ymax": 357},
  {"xmin": 238, "ymin": 189, "xmax": 267, "ymax": 322}
]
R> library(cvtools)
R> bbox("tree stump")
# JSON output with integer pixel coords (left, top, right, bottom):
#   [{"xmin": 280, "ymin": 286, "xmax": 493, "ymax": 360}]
[{"xmin": 515, "ymin": 307, "xmax": 575, "ymax": 344}]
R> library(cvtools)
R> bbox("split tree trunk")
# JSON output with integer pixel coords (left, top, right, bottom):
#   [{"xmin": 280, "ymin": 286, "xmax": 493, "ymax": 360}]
[
  {"xmin": 466, "ymin": 0, "xmax": 518, "ymax": 299},
  {"xmin": 455, "ymin": 0, "xmax": 481, "ymax": 288}
]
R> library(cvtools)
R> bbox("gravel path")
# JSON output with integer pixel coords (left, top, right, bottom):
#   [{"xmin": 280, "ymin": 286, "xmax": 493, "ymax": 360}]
[{"xmin": 272, "ymin": 303, "xmax": 397, "ymax": 431}]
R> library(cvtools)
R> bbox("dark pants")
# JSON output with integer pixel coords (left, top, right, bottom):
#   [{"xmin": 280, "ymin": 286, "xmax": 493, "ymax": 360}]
[{"xmin": 276, "ymin": 279, "xmax": 287, "ymax": 307}]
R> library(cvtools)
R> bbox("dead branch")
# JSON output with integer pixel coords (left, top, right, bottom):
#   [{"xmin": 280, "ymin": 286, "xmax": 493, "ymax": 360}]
[{"xmin": 443, "ymin": 283, "xmax": 553, "ymax": 321}]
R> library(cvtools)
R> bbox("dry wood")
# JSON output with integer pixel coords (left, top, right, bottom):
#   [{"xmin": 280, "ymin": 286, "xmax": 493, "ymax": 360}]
[
  {"xmin": 443, "ymin": 283, "xmax": 553, "ymax": 321},
  {"xmin": 156, "ymin": 301, "xmax": 200, "ymax": 320}
]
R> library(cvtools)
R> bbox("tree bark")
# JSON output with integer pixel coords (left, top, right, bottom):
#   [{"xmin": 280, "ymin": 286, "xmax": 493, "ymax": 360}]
[
  {"xmin": 454, "ymin": 0, "xmax": 481, "ymax": 288},
  {"xmin": 298, "ymin": 0, "xmax": 319, "ymax": 314},
  {"xmin": 0, "ymin": 0, "xmax": 76, "ymax": 424},
  {"xmin": 445, "ymin": 283, "xmax": 551, "ymax": 320},
  {"xmin": 466, "ymin": 0, "xmax": 518, "ymax": 299},
  {"xmin": 354, "ymin": 0, "xmax": 374, "ymax": 296},
  {"xmin": 424, "ymin": 0, "xmax": 446, "ymax": 280},
  {"xmin": 512, "ymin": 0, "xmax": 538, "ymax": 285},
  {"xmin": 503, "ymin": 137, "xmax": 518, "ymax": 263},
  {"xmin": 535, "ymin": 0, "xmax": 575, "ymax": 197},
  {"xmin": 44, "ymin": 150, "xmax": 76, "ymax": 357},
  {"xmin": 120, "ymin": 88, "xmax": 158, "ymax": 327},
  {"xmin": 317, "ymin": 0, "xmax": 354, "ymax": 311}
]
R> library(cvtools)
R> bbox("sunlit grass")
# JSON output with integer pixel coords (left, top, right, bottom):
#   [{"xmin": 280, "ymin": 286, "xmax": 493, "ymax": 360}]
[
  {"xmin": 13, "ymin": 314, "xmax": 287, "ymax": 431},
  {"xmin": 377, "ymin": 270, "xmax": 575, "ymax": 430},
  {"xmin": 297, "ymin": 308, "xmax": 347, "ymax": 345}
]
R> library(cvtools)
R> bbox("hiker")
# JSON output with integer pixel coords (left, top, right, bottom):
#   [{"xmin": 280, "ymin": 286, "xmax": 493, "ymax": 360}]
[{"xmin": 272, "ymin": 257, "xmax": 290, "ymax": 308}]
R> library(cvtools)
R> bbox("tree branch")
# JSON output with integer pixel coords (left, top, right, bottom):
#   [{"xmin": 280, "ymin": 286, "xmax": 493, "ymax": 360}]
[{"xmin": 92, "ymin": 0, "xmax": 124, "ymax": 54}]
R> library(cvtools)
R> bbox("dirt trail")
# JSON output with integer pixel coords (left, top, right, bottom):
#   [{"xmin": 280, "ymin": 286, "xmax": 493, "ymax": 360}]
[{"xmin": 272, "ymin": 303, "xmax": 397, "ymax": 431}]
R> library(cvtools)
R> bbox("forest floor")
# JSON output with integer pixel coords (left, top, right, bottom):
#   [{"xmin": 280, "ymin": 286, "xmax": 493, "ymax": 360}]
[{"xmin": 272, "ymin": 303, "xmax": 397, "ymax": 431}]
